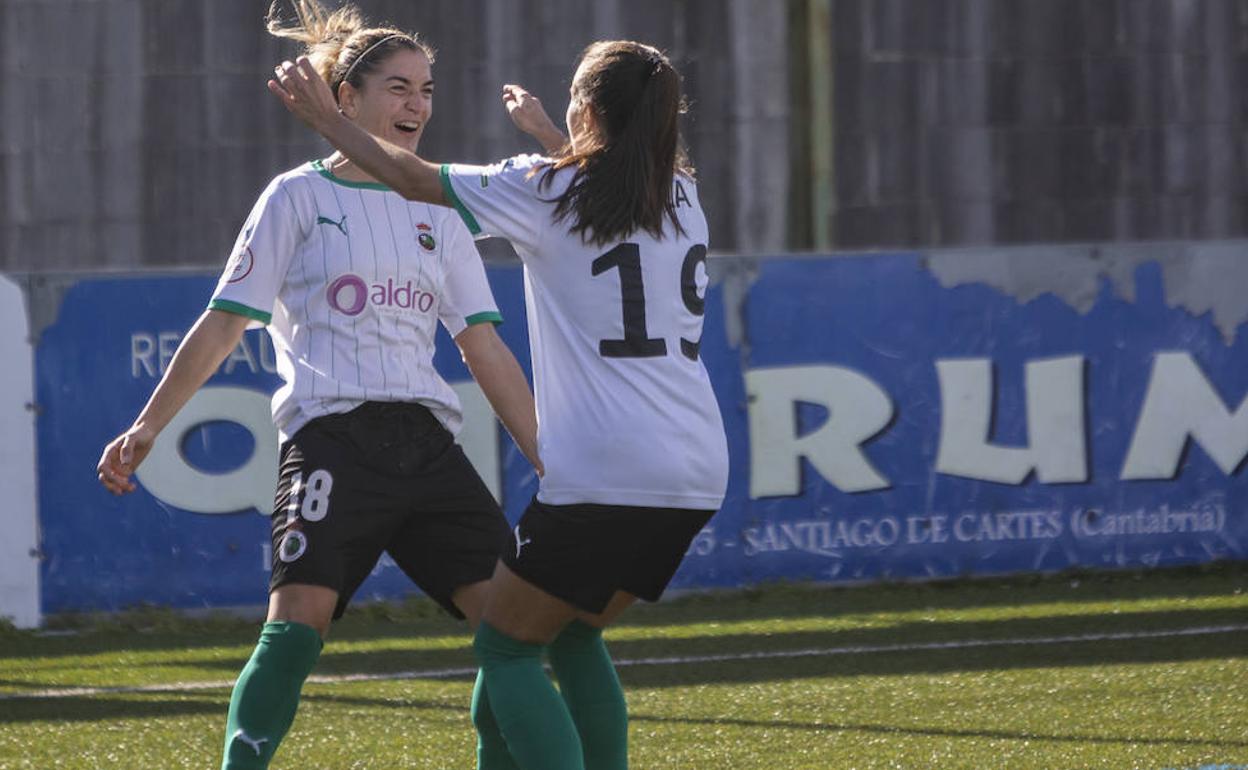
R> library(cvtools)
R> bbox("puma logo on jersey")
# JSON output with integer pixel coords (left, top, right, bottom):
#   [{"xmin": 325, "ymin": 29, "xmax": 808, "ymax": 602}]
[
  {"xmin": 316, "ymin": 214, "xmax": 348, "ymax": 235},
  {"xmin": 514, "ymin": 525, "xmax": 532, "ymax": 559},
  {"xmin": 231, "ymin": 729, "xmax": 269, "ymax": 757}
]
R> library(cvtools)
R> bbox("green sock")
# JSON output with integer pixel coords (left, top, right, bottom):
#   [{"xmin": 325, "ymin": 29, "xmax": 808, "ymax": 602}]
[
  {"xmin": 472, "ymin": 622, "xmax": 584, "ymax": 770},
  {"xmin": 548, "ymin": 621, "xmax": 628, "ymax": 770},
  {"xmin": 221, "ymin": 621, "xmax": 323, "ymax": 770},
  {"xmin": 471, "ymin": 669, "xmax": 521, "ymax": 770}
]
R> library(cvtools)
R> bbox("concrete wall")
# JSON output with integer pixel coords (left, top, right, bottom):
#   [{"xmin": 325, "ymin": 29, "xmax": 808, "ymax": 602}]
[
  {"xmin": 817, "ymin": 0, "xmax": 1247, "ymax": 248},
  {"xmin": 1, "ymin": 1, "xmax": 1244, "ymax": 269},
  {"xmin": 0, "ymin": 0, "xmax": 787, "ymax": 270}
]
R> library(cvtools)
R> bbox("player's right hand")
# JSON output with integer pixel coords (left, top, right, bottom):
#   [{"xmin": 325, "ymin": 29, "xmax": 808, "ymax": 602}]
[
  {"xmin": 269, "ymin": 56, "xmax": 339, "ymax": 132},
  {"xmin": 502, "ymin": 84, "xmax": 564, "ymax": 150},
  {"xmin": 97, "ymin": 424, "xmax": 156, "ymax": 495}
]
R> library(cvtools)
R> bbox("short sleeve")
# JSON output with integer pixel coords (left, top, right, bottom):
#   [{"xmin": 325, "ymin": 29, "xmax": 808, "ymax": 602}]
[
  {"xmin": 439, "ymin": 154, "xmax": 550, "ymax": 255},
  {"xmin": 438, "ymin": 215, "xmax": 503, "ymax": 338},
  {"xmin": 208, "ymin": 177, "xmax": 303, "ymax": 327}
]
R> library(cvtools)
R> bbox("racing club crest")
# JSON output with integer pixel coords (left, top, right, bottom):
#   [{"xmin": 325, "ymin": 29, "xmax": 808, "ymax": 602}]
[{"xmin": 416, "ymin": 222, "xmax": 436, "ymax": 252}]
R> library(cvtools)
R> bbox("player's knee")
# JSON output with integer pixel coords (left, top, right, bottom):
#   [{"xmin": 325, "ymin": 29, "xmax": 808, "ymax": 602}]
[
  {"xmin": 266, "ymin": 584, "xmax": 337, "ymax": 637},
  {"xmin": 474, "ymin": 621, "xmax": 541, "ymax": 666},
  {"xmin": 548, "ymin": 619, "xmax": 603, "ymax": 655}
]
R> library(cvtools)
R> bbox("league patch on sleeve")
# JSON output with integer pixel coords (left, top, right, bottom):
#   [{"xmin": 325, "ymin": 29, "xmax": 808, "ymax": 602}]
[{"xmin": 226, "ymin": 245, "xmax": 255, "ymax": 283}]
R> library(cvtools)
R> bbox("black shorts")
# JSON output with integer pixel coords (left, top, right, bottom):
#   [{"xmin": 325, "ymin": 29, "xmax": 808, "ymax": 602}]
[
  {"xmin": 501, "ymin": 497, "xmax": 716, "ymax": 615},
  {"xmin": 270, "ymin": 401, "xmax": 508, "ymax": 620}
]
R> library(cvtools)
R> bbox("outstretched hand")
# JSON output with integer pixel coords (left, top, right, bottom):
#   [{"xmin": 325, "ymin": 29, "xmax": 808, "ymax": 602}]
[
  {"xmin": 502, "ymin": 84, "xmax": 567, "ymax": 154},
  {"xmin": 97, "ymin": 424, "xmax": 157, "ymax": 495},
  {"xmin": 268, "ymin": 56, "xmax": 340, "ymax": 131}
]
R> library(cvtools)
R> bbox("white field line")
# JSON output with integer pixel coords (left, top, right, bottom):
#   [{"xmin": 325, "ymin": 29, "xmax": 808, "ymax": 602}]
[{"xmin": 4, "ymin": 623, "xmax": 1245, "ymax": 701}]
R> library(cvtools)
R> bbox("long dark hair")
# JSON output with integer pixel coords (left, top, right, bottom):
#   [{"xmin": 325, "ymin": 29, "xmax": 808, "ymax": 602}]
[{"xmin": 537, "ymin": 41, "xmax": 693, "ymax": 247}]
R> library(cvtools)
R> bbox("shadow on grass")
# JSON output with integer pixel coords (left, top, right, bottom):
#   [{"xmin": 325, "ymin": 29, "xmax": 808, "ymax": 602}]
[
  {"xmin": 0, "ymin": 691, "xmax": 469, "ymax": 725},
  {"xmin": 624, "ymin": 563, "xmax": 1248, "ymax": 630},
  {"xmin": 8, "ymin": 563, "xmax": 1244, "ymax": 663},
  {"xmin": 301, "ymin": 692, "xmax": 466, "ymax": 714},
  {"xmin": 284, "ymin": 604, "xmax": 1248, "ymax": 682},
  {"xmin": 610, "ymin": 606, "xmax": 1248, "ymax": 688},
  {"xmin": 0, "ymin": 694, "xmax": 222, "ymax": 724},
  {"xmin": 2, "ymin": 608, "xmax": 1244, "ymax": 733},
  {"xmin": 104, "ymin": 602, "xmax": 1243, "ymax": 681},
  {"xmin": 626, "ymin": 713, "xmax": 1248, "ymax": 750},
  {"xmin": 2, "ymin": 605, "xmax": 1244, "ymax": 701}
]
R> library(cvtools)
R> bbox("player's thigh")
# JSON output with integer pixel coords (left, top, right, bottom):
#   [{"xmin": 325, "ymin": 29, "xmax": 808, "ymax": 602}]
[
  {"xmin": 388, "ymin": 440, "xmax": 509, "ymax": 621},
  {"xmin": 575, "ymin": 590, "xmax": 638, "ymax": 630},
  {"xmin": 450, "ymin": 579, "xmax": 493, "ymax": 629},
  {"xmin": 269, "ymin": 409, "xmax": 400, "ymax": 621},
  {"xmin": 481, "ymin": 560, "xmax": 578, "ymax": 644}
]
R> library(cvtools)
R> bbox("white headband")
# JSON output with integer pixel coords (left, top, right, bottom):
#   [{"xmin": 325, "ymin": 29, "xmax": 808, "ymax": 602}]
[{"xmin": 340, "ymin": 33, "xmax": 410, "ymax": 89}]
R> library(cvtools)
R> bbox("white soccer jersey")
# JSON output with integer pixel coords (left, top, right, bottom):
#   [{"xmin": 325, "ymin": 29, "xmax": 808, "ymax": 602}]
[
  {"xmin": 209, "ymin": 160, "xmax": 502, "ymax": 441},
  {"xmin": 440, "ymin": 155, "xmax": 729, "ymax": 510}
]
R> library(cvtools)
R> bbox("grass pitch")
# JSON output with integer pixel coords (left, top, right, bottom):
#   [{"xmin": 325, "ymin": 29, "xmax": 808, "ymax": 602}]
[{"xmin": 0, "ymin": 565, "xmax": 1245, "ymax": 769}]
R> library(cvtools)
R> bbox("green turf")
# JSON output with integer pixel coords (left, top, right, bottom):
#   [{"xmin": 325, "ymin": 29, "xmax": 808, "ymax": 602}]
[{"xmin": 0, "ymin": 565, "xmax": 1245, "ymax": 769}]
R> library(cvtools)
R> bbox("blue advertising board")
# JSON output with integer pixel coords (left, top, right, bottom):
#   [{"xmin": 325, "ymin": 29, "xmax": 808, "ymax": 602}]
[
  {"xmin": 35, "ymin": 269, "xmax": 537, "ymax": 613},
  {"xmin": 685, "ymin": 251, "xmax": 1246, "ymax": 587},
  {"xmin": 31, "ymin": 247, "xmax": 1248, "ymax": 613}
]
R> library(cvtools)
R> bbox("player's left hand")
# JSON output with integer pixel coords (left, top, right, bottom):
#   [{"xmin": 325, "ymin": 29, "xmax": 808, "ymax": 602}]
[{"xmin": 268, "ymin": 56, "xmax": 339, "ymax": 130}]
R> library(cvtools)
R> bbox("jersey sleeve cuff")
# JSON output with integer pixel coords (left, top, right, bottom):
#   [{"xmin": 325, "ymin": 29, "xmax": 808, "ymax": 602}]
[
  {"xmin": 465, "ymin": 310, "xmax": 503, "ymax": 327},
  {"xmin": 439, "ymin": 164, "xmax": 483, "ymax": 235},
  {"xmin": 208, "ymin": 298, "xmax": 271, "ymax": 325}
]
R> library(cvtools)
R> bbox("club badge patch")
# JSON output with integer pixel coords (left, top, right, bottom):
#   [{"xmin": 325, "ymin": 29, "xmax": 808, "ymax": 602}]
[
  {"xmin": 416, "ymin": 223, "xmax": 436, "ymax": 251},
  {"xmin": 278, "ymin": 530, "xmax": 307, "ymax": 563}
]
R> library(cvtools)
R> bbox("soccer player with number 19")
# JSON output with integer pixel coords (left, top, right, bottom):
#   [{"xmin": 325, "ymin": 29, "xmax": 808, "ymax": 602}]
[{"xmin": 272, "ymin": 38, "xmax": 729, "ymax": 770}]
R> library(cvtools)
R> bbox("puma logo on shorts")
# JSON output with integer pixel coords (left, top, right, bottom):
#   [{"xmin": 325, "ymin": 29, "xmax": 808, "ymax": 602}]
[{"xmin": 514, "ymin": 524, "xmax": 532, "ymax": 559}]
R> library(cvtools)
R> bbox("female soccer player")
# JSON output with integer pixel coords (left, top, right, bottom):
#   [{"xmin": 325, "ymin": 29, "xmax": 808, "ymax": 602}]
[
  {"xmin": 271, "ymin": 37, "xmax": 730, "ymax": 770},
  {"xmin": 97, "ymin": 4, "xmax": 541, "ymax": 769}
]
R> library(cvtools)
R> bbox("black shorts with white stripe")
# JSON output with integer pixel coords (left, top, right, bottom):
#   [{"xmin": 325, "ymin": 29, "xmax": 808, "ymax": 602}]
[
  {"xmin": 502, "ymin": 497, "xmax": 716, "ymax": 615},
  {"xmin": 269, "ymin": 401, "xmax": 508, "ymax": 619}
]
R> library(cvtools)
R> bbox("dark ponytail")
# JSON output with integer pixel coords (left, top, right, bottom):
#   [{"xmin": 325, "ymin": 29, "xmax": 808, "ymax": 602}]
[{"xmin": 537, "ymin": 41, "xmax": 692, "ymax": 247}]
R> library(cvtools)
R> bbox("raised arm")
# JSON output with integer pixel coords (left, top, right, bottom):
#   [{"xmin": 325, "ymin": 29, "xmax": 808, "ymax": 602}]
[
  {"xmin": 269, "ymin": 57, "xmax": 446, "ymax": 204},
  {"xmin": 502, "ymin": 84, "xmax": 568, "ymax": 155},
  {"xmin": 97, "ymin": 309, "xmax": 250, "ymax": 494}
]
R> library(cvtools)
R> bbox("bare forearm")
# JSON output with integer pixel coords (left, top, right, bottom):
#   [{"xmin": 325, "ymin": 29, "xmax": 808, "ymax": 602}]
[
  {"xmin": 475, "ymin": 359, "xmax": 540, "ymax": 472},
  {"xmin": 318, "ymin": 112, "xmax": 446, "ymax": 204},
  {"xmin": 134, "ymin": 310, "xmax": 247, "ymax": 435},
  {"xmin": 533, "ymin": 127, "xmax": 567, "ymax": 155},
  {"xmin": 459, "ymin": 332, "xmax": 541, "ymax": 471}
]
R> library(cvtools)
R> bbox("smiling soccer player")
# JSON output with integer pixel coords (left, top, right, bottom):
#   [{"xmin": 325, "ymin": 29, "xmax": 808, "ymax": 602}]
[{"xmin": 97, "ymin": 3, "xmax": 541, "ymax": 768}]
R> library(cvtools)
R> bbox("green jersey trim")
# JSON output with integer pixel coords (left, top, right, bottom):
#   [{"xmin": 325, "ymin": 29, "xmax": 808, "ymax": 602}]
[
  {"xmin": 465, "ymin": 310, "xmax": 503, "ymax": 327},
  {"xmin": 439, "ymin": 164, "xmax": 482, "ymax": 235},
  {"xmin": 312, "ymin": 159, "xmax": 392, "ymax": 191},
  {"xmin": 209, "ymin": 299, "xmax": 271, "ymax": 325}
]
